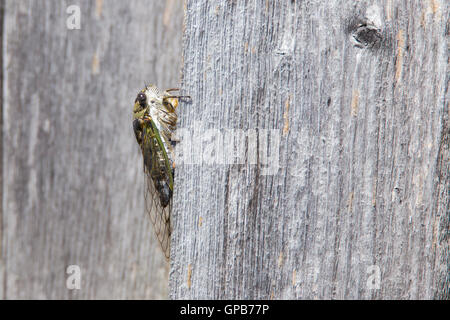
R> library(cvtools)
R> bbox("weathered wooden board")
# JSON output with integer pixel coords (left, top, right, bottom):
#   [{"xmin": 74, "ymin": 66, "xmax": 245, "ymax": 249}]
[
  {"xmin": 170, "ymin": 0, "xmax": 449, "ymax": 299},
  {"xmin": 1, "ymin": 0, "xmax": 183, "ymax": 299}
]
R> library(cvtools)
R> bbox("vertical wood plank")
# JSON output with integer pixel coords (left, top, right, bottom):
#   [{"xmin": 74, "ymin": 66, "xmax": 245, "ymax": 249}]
[
  {"xmin": 0, "ymin": 0, "xmax": 4, "ymax": 299},
  {"xmin": 171, "ymin": 0, "xmax": 448, "ymax": 299},
  {"xmin": 1, "ymin": 0, "xmax": 183, "ymax": 299}
]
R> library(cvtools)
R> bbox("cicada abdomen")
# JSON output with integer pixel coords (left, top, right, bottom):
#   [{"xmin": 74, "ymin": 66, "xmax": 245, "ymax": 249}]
[{"xmin": 133, "ymin": 85, "xmax": 188, "ymax": 260}]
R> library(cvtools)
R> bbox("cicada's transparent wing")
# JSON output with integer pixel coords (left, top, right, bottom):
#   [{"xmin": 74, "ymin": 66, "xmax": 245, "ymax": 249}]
[{"xmin": 144, "ymin": 170, "xmax": 172, "ymax": 259}]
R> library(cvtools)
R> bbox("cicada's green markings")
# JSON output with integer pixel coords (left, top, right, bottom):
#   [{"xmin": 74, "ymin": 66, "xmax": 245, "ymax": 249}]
[{"xmin": 133, "ymin": 84, "xmax": 189, "ymax": 259}]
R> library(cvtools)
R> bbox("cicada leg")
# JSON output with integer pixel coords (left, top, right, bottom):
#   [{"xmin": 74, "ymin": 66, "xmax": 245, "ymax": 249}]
[{"xmin": 132, "ymin": 119, "xmax": 143, "ymax": 145}]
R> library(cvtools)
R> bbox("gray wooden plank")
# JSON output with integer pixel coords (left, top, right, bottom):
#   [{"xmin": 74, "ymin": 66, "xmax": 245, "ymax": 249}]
[
  {"xmin": 170, "ymin": 0, "xmax": 449, "ymax": 299},
  {"xmin": 0, "ymin": 0, "xmax": 4, "ymax": 300},
  {"xmin": 1, "ymin": 0, "xmax": 183, "ymax": 299}
]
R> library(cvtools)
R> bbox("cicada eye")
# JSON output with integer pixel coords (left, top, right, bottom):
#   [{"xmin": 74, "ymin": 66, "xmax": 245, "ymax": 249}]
[{"xmin": 136, "ymin": 92, "xmax": 147, "ymax": 107}]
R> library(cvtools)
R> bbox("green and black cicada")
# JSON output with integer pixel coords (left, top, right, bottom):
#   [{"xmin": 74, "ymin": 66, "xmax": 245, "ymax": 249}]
[{"xmin": 133, "ymin": 85, "xmax": 188, "ymax": 259}]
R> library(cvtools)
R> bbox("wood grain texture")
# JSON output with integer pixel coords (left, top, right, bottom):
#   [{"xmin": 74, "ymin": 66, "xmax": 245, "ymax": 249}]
[
  {"xmin": 170, "ymin": 0, "xmax": 449, "ymax": 299},
  {"xmin": 1, "ymin": 0, "xmax": 183, "ymax": 299},
  {"xmin": 0, "ymin": 0, "xmax": 4, "ymax": 300}
]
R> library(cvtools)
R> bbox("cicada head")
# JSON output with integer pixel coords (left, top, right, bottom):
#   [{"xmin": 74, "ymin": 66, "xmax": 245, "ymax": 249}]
[{"xmin": 133, "ymin": 84, "xmax": 169, "ymax": 119}]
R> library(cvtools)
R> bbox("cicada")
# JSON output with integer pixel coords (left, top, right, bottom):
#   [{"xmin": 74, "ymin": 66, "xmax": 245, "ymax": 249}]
[{"xmin": 133, "ymin": 84, "xmax": 188, "ymax": 259}]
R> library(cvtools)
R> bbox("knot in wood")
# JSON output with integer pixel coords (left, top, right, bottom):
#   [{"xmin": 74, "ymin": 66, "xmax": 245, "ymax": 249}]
[{"xmin": 351, "ymin": 23, "xmax": 382, "ymax": 49}]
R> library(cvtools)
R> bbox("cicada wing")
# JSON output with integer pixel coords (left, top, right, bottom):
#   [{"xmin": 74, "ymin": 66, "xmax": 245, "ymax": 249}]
[{"xmin": 144, "ymin": 163, "xmax": 172, "ymax": 260}]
